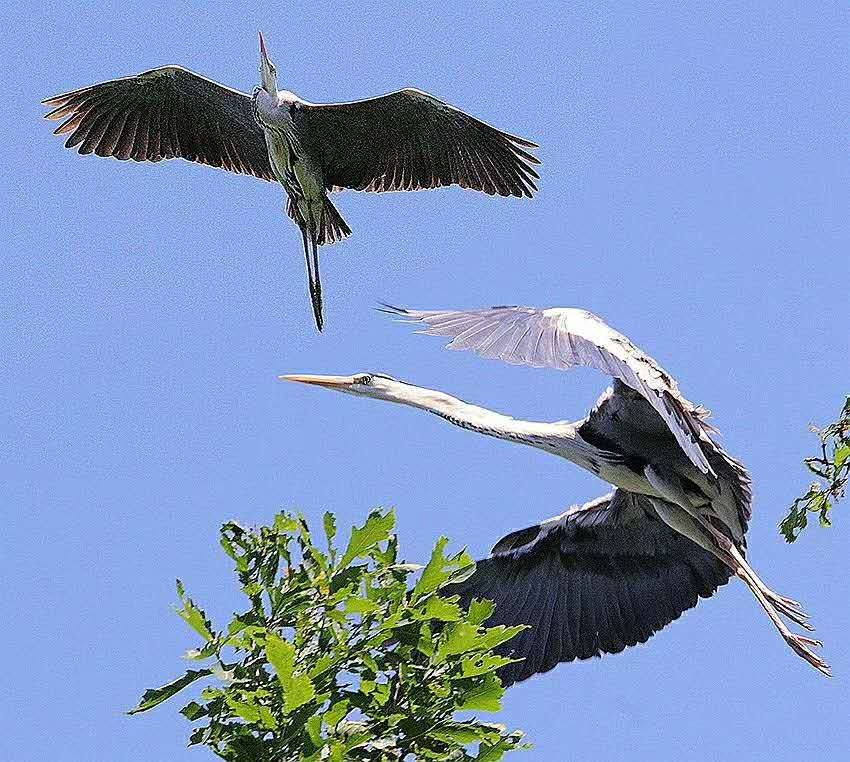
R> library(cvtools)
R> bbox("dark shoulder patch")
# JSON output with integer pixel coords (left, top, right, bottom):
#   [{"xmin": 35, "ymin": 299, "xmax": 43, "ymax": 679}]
[{"xmin": 491, "ymin": 524, "xmax": 542, "ymax": 554}]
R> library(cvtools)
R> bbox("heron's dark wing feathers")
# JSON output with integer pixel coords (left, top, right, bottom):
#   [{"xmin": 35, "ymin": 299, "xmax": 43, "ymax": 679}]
[
  {"xmin": 449, "ymin": 490, "xmax": 731, "ymax": 686},
  {"xmin": 296, "ymin": 89, "xmax": 539, "ymax": 197},
  {"xmin": 43, "ymin": 66, "xmax": 274, "ymax": 181},
  {"xmin": 384, "ymin": 305, "xmax": 714, "ymax": 476}
]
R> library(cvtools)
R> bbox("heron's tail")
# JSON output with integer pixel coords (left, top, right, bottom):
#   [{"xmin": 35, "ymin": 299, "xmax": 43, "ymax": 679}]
[{"xmin": 317, "ymin": 197, "xmax": 351, "ymax": 245}]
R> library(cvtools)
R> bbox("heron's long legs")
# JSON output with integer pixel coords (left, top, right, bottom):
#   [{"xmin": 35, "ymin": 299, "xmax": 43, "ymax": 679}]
[
  {"xmin": 712, "ymin": 530, "xmax": 811, "ymax": 629},
  {"xmin": 694, "ymin": 516, "xmax": 830, "ymax": 677},
  {"xmin": 650, "ymin": 496, "xmax": 829, "ymax": 676},
  {"xmin": 736, "ymin": 564, "xmax": 830, "ymax": 676},
  {"xmin": 300, "ymin": 220, "xmax": 323, "ymax": 332}
]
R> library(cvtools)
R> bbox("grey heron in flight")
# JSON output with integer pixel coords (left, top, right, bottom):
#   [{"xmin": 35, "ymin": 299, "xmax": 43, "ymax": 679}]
[
  {"xmin": 42, "ymin": 34, "xmax": 540, "ymax": 331},
  {"xmin": 281, "ymin": 305, "xmax": 829, "ymax": 684}
]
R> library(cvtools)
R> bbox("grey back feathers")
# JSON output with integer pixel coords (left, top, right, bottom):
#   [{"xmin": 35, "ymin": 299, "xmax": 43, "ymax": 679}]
[{"xmin": 581, "ymin": 381, "xmax": 752, "ymax": 540}]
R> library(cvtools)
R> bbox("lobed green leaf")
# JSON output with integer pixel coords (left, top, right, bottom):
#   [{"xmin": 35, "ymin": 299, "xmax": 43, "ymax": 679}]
[
  {"xmin": 128, "ymin": 669, "xmax": 212, "ymax": 715},
  {"xmin": 339, "ymin": 509, "xmax": 396, "ymax": 569}
]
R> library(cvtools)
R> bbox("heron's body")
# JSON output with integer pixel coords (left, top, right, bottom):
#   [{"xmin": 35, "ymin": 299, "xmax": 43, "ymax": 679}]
[
  {"xmin": 258, "ymin": 101, "xmax": 297, "ymax": 191},
  {"xmin": 254, "ymin": 88, "xmax": 329, "ymax": 230},
  {"xmin": 283, "ymin": 304, "xmax": 828, "ymax": 684},
  {"xmin": 43, "ymin": 34, "xmax": 540, "ymax": 330}
]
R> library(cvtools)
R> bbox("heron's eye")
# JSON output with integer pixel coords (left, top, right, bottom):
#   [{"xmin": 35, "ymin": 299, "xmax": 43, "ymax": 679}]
[{"xmin": 359, "ymin": 374, "xmax": 373, "ymax": 386}]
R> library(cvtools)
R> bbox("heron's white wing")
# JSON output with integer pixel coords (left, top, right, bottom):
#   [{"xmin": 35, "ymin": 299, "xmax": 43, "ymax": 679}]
[
  {"xmin": 296, "ymin": 89, "xmax": 539, "ymax": 197},
  {"xmin": 449, "ymin": 490, "xmax": 731, "ymax": 685},
  {"xmin": 44, "ymin": 66, "xmax": 275, "ymax": 181},
  {"xmin": 385, "ymin": 305, "xmax": 715, "ymax": 475}
]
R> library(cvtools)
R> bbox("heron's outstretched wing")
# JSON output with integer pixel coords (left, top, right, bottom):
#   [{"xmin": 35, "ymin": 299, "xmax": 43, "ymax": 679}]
[
  {"xmin": 449, "ymin": 490, "xmax": 730, "ymax": 686},
  {"xmin": 296, "ymin": 89, "xmax": 539, "ymax": 197},
  {"xmin": 43, "ymin": 66, "xmax": 274, "ymax": 181},
  {"xmin": 384, "ymin": 304, "xmax": 714, "ymax": 476}
]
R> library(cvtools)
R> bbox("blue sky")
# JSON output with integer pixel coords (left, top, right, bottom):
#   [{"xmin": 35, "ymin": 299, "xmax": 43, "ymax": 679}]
[{"xmin": 3, "ymin": 1, "xmax": 849, "ymax": 759}]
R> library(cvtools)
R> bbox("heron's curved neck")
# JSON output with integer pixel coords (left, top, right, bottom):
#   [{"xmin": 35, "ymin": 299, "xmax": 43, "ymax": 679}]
[{"xmin": 397, "ymin": 386, "xmax": 583, "ymax": 459}]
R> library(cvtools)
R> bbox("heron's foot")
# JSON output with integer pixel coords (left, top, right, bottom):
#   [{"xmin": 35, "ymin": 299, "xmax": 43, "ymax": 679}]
[
  {"xmin": 783, "ymin": 631, "xmax": 831, "ymax": 677},
  {"xmin": 764, "ymin": 589, "xmax": 814, "ymax": 630}
]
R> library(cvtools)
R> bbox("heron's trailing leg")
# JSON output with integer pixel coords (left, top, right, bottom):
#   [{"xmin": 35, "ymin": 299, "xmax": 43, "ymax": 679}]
[
  {"xmin": 650, "ymin": 496, "xmax": 829, "ymax": 676},
  {"xmin": 300, "ymin": 220, "xmax": 324, "ymax": 332},
  {"xmin": 644, "ymin": 466, "xmax": 813, "ymax": 628},
  {"xmin": 686, "ymin": 512, "xmax": 812, "ymax": 627},
  {"xmin": 694, "ymin": 516, "xmax": 830, "ymax": 677},
  {"xmin": 736, "ymin": 565, "xmax": 829, "ymax": 676}
]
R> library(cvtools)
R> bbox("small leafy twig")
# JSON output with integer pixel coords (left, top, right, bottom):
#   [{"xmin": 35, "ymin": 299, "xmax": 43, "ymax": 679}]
[{"xmin": 781, "ymin": 397, "xmax": 850, "ymax": 542}]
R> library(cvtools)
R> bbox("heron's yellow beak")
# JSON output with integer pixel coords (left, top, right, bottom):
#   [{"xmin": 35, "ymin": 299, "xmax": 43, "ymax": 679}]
[{"xmin": 279, "ymin": 374, "xmax": 357, "ymax": 389}]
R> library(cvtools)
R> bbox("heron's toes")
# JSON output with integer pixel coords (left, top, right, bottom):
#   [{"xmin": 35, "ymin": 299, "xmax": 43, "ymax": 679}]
[
  {"xmin": 784, "ymin": 632, "xmax": 831, "ymax": 677},
  {"xmin": 766, "ymin": 590, "xmax": 812, "ymax": 627},
  {"xmin": 774, "ymin": 601, "xmax": 814, "ymax": 630}
]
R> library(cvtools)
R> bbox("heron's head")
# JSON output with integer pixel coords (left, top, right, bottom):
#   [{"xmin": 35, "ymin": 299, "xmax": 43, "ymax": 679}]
[
  {"xmin": 258, "ymin": 32, "xmax": 278, "ymax": 95},
  {"xmin": 280, "ymin": 372, "xmax": 414, "ymax": 404}
]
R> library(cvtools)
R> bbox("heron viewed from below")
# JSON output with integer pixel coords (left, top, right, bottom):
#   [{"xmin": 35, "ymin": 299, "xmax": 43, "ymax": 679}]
[
  {"xmin": 282, "ymin": 304, "xmax": 829, "ymax": 684},
  {"xmin": 42, "ymin": 34, "xmax": 540, "ymax": 331}
]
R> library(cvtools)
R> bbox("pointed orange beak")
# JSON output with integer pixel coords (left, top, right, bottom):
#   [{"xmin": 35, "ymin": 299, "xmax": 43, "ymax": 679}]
[{"xmin": 279, "ymin": 374, "xmax": 357, "ymax": 389}]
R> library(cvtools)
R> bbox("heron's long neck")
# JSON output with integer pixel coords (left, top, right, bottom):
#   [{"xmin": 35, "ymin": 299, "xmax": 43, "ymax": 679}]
[{"xmin": 399, "ymin": 387, "xmax": 585, "ymax": 460}]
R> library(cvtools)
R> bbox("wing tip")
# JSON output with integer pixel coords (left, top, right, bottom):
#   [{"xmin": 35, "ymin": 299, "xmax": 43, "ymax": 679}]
[
  {"xmin": 375, "ymin": 301, "xmax": 408, "ymax": 315},
  {"xmin": 42, "ymin": 93, "xmax": 68, "ymax": 107},
  {"xmin": 376, "ymin": 302, "xmax": 421, "ymax": 323}
]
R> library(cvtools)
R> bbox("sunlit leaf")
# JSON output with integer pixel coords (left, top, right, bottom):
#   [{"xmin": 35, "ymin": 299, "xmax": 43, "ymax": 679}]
[
  {"xmin": 835, "ymin": 444, "xmax": 850, "ymax": 469},
  {"xmin": 306, "ymin": 714, "xmax": 324, "ymax": 747},
  {"xmin": 339, "ymin": 510, "xmax": 396, "ymax": 569},
  {"xmin": 458, "ymin": 674, "xmax": 505, "ymax": 712},
  {"xmin": 782, "ymin": 396, "xmax": 849, "ymax": 541},
  {"xmin": 421, "ymin": 595, "xmax": 463, "ymax": 621},
  {"xmin": 345, "ymin": 596, "xmax": 380, "ymax": 615},
  {"xmin": 460, "ymin": 653, "xmax": 516, "ymax": 678},
  {"xmin": 467, "ymin": 598, "xmax": 496, "ymax": 626},
  {"xmin": 436, "ymin": 622, "xmax": 485, "ymax": 661},
  {"xmin": 179, "ymin": 701, "xmax": 207, "ymax": 721},
  {"xmin": 476, "ymin": 731, "xmax": 530, "ymax": 761},
  {"xmin": 479, "ymin": 625, "xmax": 527, "ymax": 652},
  {"xmin": 128, "ymin": 669, "xmax": 212, "ymax": 715},
  {"xmin": 432, "ymin": 721, "xmax": 503, "ymax": 744},
  {"xmin": 224, "ymin": 694, "xmax": 277, "ymax": 729},
  {"xmin": 323, "ymin": 511, "xmax": 337, "ymax": 545},
  {"xmin": 323, "ymin": 699, "xmax": 350, "ymax": 729},
  {"xmin": 412, "ymin": 537, "xmax": 475, "ymax": 602},
  {"xmin": 275, "ymin": 514, "xmax": 300, "ymax": 534},
  {"xmin": 265, "ymin": 633, "xmax": 316, "ymax": 713},
  {"xmin": 175, "ymin": 581, "xmax": 214, "ymax": 642}
]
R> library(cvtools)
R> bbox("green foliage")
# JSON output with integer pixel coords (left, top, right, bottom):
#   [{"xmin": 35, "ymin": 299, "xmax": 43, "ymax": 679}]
[
  {"xmin": 781, "ymin": 396, "xmax": 850, "ymax": 542},
  {"xmin": 130, "ymin": 509, "xmax": 530, "ymax": 761}
]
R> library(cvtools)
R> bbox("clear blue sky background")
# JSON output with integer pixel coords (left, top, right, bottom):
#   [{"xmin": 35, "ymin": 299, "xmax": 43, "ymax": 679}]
[{"xmin": 2, "ymin": 1, "xmax": 848, "ymax": 759}]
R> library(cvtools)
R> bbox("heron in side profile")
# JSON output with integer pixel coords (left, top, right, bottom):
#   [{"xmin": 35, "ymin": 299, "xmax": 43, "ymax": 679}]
[
  {"xmin": 281, "ymin": 305, "xmax": 829, "ymax": 684},
  {"xmin": 42, "ymin": 34, "xmax": 540, "ymax": 331}
]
